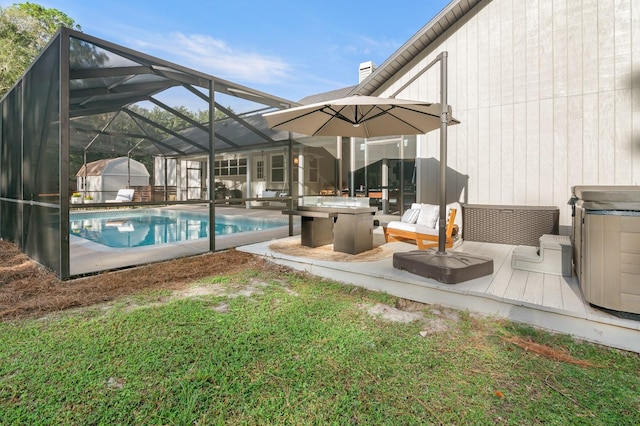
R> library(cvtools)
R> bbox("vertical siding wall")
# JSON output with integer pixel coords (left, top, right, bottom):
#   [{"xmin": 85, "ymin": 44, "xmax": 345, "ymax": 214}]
[{"xmin": 382, "ymin": 0, "xmax": 639, "ymax": 227}]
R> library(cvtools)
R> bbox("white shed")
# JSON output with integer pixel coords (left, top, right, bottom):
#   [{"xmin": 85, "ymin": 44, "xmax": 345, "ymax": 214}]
[{"xmin": 76, "ymin": 157, "xmax": 150, "ymax": 202}]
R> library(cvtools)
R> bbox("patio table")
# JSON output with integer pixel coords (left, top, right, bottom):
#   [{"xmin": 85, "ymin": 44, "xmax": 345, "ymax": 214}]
[{"xmin": 286, "ymin": 196, "xmax": 377, "ymax": 254}]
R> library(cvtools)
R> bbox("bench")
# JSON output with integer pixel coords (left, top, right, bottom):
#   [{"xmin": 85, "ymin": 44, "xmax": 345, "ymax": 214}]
[{"xmin": 106, "ymin": 188, "xmax": 135, "ymax": 203}]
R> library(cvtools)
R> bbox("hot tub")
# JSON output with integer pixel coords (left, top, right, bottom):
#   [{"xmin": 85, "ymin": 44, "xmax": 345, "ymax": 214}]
[{"xmin": 571, "ymin": 186, "xmax": 640, "ymax": 317}]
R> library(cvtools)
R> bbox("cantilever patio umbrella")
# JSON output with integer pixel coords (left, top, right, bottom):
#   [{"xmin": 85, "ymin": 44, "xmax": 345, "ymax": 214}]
[
  {"xmin": 264, "ymin": 53, "xmax": 493, "ymax": 283},
  {"xmin": 263, "ymin": 95, "xmax": 458, "ymax": 139},
  {"xmin": 264, "ymin": 94, "xmax": 459, "ymax": 252}
]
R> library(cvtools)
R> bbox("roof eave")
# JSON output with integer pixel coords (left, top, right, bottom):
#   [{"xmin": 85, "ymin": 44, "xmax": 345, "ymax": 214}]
[{"xmin": 350, "ymin": 0, "xmax": 481, "ymax": 97}]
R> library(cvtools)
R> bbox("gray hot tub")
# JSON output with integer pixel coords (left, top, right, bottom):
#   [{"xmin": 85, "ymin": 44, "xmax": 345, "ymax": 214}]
[{"xmin": 571, "ymin": 186, "xmax": 640, "ymax": 316}]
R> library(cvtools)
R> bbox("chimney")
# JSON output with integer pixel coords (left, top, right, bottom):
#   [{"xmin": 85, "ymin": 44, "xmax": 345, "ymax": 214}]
[{"xmin": 358, "ymin": 61, "xmax": 376, "ymax": 83}]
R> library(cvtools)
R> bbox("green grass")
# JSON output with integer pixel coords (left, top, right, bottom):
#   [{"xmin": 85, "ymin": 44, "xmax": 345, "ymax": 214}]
[{"xmin": 1, "ymin": 268, "xmax": 639, "ymax": 425}]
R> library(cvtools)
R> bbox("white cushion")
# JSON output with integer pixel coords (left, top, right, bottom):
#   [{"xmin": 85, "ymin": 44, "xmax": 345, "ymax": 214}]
[
  {"xmin": 400, "ymin": 208, "xmax": 420, "ymax": 224},
  {"xmin": 387, "ymin": 221, "xmax": 439, "ymax": 236},
  {"xmin": 416, "ymin": 204, "xmax": 439, "ymax": 229},
  {"xmin": 106, "ymin": 189, "xmax": 134, "ymax": 203}
]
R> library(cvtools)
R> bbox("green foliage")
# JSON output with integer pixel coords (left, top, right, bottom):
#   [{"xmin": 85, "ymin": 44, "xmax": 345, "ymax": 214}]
[
  {"xmin": 1, "ymin": 269, "xmax": 639, "ymax": 424},
  {"xmin": 0, "ymin": 2, "xmax": 80, "ymax": 94},
  {"xmin": 68, "ymin": 105, "xmax": 217, "ymax": 181}
]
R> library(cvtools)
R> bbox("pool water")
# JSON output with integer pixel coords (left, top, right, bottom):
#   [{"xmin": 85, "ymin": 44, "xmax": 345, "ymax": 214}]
[{"xmin": 70, "ymin": 210, "xmax": 288, "ymax": 248}]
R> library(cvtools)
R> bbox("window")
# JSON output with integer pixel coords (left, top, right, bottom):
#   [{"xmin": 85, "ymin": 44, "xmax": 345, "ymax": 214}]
[
  {"xmin": 215, "ymin": 158, "xmax": 247, "ymax": 176},
  {"xmin": 255, "ymin": 158, "xmax": 265, "ymax": 181},
  {"xmin": 271, "ymin": 154, "xmax": 284, "ymax": 182},
  {"xmin": 309, "ymin": 157, "xmax": 318, "ymax": 183}
]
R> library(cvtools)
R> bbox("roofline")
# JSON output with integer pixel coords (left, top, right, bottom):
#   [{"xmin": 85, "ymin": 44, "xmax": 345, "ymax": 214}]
[{"xmin": 350, "ymin": 0, "xmax": 482, "ymax": 97}]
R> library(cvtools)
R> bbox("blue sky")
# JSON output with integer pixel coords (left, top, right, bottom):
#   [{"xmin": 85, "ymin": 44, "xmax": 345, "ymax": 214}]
[{"xmin": 4, "ymin": 1, "xmax": 451, "ymax": 103}]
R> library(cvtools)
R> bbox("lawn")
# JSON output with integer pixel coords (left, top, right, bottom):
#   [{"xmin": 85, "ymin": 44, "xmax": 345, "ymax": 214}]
[{"xmin": 1, "ymin": 265, "xmax": 639, "ymax": 425}]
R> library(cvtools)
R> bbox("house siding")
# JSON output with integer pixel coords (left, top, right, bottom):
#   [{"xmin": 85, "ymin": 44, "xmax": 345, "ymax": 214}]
[{"xmin": 378, "ymin": 0, "xmax": 639, "ymax": 228}]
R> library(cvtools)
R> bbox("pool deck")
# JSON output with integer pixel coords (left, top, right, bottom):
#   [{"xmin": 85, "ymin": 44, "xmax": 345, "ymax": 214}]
[{"xmin": 70, "ymin": 205, "xmax": 299, "ymax": 276}]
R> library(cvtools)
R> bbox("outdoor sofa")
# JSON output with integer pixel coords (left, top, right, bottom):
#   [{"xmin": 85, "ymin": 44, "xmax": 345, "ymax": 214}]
[{"xmin": 383, "ymin": 202, "xmax": 463, "ymax": 249}]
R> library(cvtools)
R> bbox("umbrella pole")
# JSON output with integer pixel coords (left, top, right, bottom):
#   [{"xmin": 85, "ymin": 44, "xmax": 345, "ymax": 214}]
[
  {"xmin": 392, "ymin": 51, "xmax": 449, "ymax": 254},
  {"xmin": 437, "ymin": 52, "xmax": 448, "ymax": 254},
  {"xmin": 394, "ymin": 51, "xmax": 494, "ymax": 283}
]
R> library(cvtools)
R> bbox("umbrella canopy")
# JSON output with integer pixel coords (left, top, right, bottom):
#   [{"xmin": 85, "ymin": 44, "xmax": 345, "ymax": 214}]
[
  {"xmin": 263, "ymin": 95, "xmax": 459, "ymax": 138},
  {"xmin": 264, "ymin": 93, "xmax": 460, "ymax": 254},
  {"xmin": 262, "ymin": 54, "xmax": 492, "ymax": 284}
]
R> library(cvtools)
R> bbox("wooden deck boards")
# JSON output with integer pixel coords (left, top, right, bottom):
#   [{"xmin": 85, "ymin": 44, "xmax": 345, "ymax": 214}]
[
  {"xmin": 458, "ymin": 241, "xmax": 581, "ymax": 314},
  {"xmin": 238, "ymin": 237, "xmax": 640, "ymax": 353}
]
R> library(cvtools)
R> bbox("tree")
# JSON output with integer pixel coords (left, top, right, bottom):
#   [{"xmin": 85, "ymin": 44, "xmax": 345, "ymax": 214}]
[{"xmin": 0, "ymin": 2, "xmax": 80, "ymax": 94}]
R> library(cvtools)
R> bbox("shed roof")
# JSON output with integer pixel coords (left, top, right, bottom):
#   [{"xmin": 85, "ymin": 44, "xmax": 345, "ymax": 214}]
[{"xmin": 76, "ymin": 157, "xmax": 150, "ymax": 177}]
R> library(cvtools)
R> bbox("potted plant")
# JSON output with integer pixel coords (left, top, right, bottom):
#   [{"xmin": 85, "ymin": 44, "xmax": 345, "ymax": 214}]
[
  {"xmin": 71, "ymin": 192, "xmax": 82, "ymax": 204},
  {"xmin": 83, "ymin": 194, "xmax": 94, "ymax": 203}
]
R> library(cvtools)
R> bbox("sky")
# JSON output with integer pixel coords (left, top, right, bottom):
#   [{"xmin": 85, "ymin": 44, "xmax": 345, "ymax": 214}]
[{"xmin": 3, "ymin": 0, "xmax": 451, "ymax": 104}]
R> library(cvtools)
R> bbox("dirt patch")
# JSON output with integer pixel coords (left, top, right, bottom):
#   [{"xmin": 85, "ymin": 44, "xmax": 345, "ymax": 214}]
[
  {"xmin": 269, "ymin": 239, "xmax": 393, "ymax": 262},
  {"xmin": 362, "ymin": 301, "xmax": 461, "ymax": 336},
  {"xmin": 0, "ymin": 240, "xmax": 286, "ymax": 321},
  {"xmin": 366, "ymin": 303, "xmax": 424, "ymax": 323}
]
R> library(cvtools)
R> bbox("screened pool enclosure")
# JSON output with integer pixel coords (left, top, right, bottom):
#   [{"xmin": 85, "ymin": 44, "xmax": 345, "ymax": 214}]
[
  {"xmin": 1, "ymin": 28, "xmax": 422, "ymax": 279},
  {"xmin": 0, "ymin": 28, "xmax": 302, "ymax": 279}
]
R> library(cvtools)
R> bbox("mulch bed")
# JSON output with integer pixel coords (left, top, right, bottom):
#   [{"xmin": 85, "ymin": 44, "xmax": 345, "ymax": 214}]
[{"xmin": 0, "ymin": 240, "xmax": 283, "ymax": 321}]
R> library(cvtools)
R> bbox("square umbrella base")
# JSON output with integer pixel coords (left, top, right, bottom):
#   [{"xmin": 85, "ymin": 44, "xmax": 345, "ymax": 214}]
[{"xmin": 393, "ymin": 250, "xmax": 494, "ymax": 284}]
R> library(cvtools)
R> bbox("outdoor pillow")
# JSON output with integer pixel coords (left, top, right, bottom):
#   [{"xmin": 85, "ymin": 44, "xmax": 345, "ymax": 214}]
[
  {"xmin": 400, "ymin": 208, "xmax": 420, "ymax": 224},
  {"xmin": 416, "ymin": 204, "xmax": 439, "ymax": 229}
]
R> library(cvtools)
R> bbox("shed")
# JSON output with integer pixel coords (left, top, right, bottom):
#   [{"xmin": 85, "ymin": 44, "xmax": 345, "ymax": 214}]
[{"xmin": 76, "ymin": 157, "xmax": 150, "ymax": 202}]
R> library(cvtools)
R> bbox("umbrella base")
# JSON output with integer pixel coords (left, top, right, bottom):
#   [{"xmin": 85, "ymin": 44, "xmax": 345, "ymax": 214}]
[{"xmin": 393, "ymin": 249, "xmax": 494, "ymax": 284}]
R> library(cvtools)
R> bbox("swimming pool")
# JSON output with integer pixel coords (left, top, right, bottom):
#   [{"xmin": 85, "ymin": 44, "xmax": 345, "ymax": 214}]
[{"xmin": 70, "ymin": 209, "xmax": 288, "ymax": 248}]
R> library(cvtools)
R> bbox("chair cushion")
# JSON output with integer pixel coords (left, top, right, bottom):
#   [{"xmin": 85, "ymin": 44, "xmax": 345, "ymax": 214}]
[
  {"xmin": 387, "ymin": 221, "xmax": 439, "ymax": 236},
  {"xmin": 400, "ymin": 208, "xmax": 420, "ymax": 224},
  {"xmin": 416, "ymin": 204, "xmax": 439, "ymax": 228}
]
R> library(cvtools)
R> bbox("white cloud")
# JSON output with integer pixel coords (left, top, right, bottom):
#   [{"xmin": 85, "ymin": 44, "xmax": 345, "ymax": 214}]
[{"xmin": 124, "ymin": 30, "xmax": 292, "ymax": 85}]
